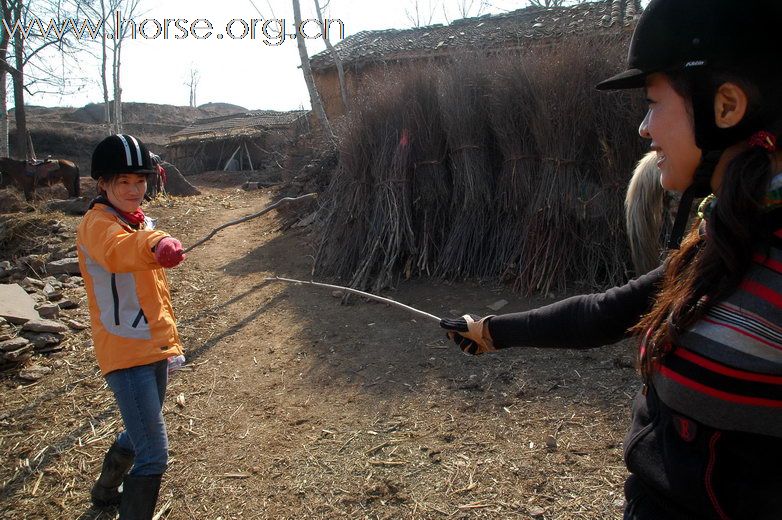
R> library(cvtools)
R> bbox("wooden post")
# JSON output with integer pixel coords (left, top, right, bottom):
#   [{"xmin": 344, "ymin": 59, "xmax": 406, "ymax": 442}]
[
  {"xmin": 223, "ymin": 146, "xmax": 241, "ymax": 171},
  {"xmin": 244, "ymin": 142, "xmax": 254, "ymax": 171}
]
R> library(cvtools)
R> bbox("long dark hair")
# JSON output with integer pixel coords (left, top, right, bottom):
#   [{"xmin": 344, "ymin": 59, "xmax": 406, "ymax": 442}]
[{"xmin": 634, "ymin": 70, "xmax": 780, "ymax": 380}]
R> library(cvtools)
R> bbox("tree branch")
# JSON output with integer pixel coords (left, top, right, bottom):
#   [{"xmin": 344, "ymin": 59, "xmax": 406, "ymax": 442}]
[
  {"xmin": 184, "ymin": 193, "xmax": 317, "ymax": 253},
  {"xmin": 265, "ymin": 276, "xmax": 442, "ymax": 323}
]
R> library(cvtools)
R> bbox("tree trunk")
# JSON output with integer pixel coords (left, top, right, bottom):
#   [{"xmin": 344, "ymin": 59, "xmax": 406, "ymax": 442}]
[
  {"xmin": 0, "ymin": 37, "xmax": 8, "ymax": 158},
  {"xmin": 291, "ymin": 0, "xmax": 333, "ymax": 138},
  {"xmin": 12, "ymin": 1, "xmax": 27, "ymax": 160},
  {"xmin": 313, "ymin": 0, "xmax": 348, "ymax": 113},
  {"xmin": 0, "ymin": 0, "xmax": 9, "ymax": 156},
  {"xmin": 0, "ymin": 67, "xmax": 7, "ymax": 158},
  {"xmin": 111, "ymin": 37, "xmax": 122, "ymax": 134},
  {"xmin": 116, "ymin": 40, "xmax": 122, "ymax": 132},
  {"xmin": 100, "ymin": 0, "xmax": 111, "ymax": 134}
]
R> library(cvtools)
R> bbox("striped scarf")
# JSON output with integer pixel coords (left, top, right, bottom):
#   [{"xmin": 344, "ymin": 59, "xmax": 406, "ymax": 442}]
[{"xmin": 653, "ymin": 173, "xmax": 782, "ymax": 438}]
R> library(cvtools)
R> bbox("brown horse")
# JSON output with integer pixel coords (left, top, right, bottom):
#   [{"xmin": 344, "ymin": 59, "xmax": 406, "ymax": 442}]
[{"xmin": 0, "ymin": 157, "xmax": 80, "ymax": 201}]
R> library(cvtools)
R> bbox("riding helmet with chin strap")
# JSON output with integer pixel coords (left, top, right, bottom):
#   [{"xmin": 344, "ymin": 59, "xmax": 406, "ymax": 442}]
[
  {"xmin": 597, "ymin": 0, "xmax": 782, "ymax": 249},
  {"xmin": 91, "ymin": 134, "xmax": 156, "ymax": 180}
]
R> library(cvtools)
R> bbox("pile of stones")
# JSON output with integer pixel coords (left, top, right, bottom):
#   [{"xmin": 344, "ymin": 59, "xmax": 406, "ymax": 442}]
[{"xmin": 0, "ymin": 256, "xmax": 90, "ymax": 381}]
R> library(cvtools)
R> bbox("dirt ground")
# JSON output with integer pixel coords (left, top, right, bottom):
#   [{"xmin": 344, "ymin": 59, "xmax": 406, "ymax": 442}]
[{"xmin": 1, "ymin": 175, "xmax": 642, "ymax": 519}]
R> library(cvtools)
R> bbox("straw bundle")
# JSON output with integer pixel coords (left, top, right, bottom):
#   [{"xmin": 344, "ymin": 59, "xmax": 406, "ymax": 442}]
[
  {"xmin": 315, "ymin": 35, "xmax": 646, "ymax": 296},
  {"xmin": 436, "ymin": 57, "xmax": 497, "ymax": 279}
]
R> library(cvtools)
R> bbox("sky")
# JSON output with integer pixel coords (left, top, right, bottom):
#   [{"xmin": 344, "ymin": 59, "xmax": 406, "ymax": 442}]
[{"xmin": 26, "ymin": 0, "xmax": 530, "ymax": 110}]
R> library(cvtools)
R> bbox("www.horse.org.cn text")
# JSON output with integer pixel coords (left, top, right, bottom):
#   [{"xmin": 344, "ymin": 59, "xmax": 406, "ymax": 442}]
[{"xmin": 2, "ymin": 13, "xmax": 346, "ymax": 47}]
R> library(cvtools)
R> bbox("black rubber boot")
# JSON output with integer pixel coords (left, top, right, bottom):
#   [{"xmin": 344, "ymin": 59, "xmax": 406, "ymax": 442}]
[
  {"xmin": 118, "ymin": 474, "xmax": 162, "ymax": 520},
  {"xmin": 91, "ymin": 442, "xmax": 135, "ymax": 507}
]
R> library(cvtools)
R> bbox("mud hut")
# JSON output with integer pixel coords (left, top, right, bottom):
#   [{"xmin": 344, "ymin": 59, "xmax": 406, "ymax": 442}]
[
  {"xmin": 310, "ymin": 0, "xmax": 642, "ymax": 119},
  {"xmin": 165, "ymin": 110, "xmax": 310, "ymax": 175}
]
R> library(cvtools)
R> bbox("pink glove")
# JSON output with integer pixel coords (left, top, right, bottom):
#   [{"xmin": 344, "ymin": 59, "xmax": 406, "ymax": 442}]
[{"xmin": 154, "ymin": 237, "xmax": 185, "ymax": 268}]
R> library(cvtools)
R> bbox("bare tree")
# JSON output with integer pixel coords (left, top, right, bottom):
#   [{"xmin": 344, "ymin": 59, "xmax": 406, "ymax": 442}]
[
  {"xmin": 82, "ymin": 0, "xmax": 132, "ymax": 134},
  {"xmin": 2, "ymin": 0, "xmax": 92, "ymax": 156},
  {"xmin": 454, "ymin": 0, "xmax": 487, "ymax": 17},
  {"xmin": 527, "ymin": 0, "xmax": 572, "ymax": 6},
  {"xmin": 11, "ymin": 0, "xmax": 26, "ymax": 158},
  {"xmin": 313, "ymin": 0, "xmax": 347, "ymax": 112},
  {"xmin": 441, "ymin": 0, "xmax": 488, "ymax": 24},
  {"xmin": 0, "ymin": 0, "xmax": 12, "ymax": 157},
  {"xmin": 405, "ymin": 0, "xmax": 438, "ymax": 28},
  {"xmin": 184, "ymin": 66, "xmax": 199, "ymax": 107},
  {"xmin": 99, "ymin": 0, "xmax": 112, "ymax": 132},
  {"xmin": 291, "ymin": 0, "xmax": 333, "ymax": 138},
  {"xmin": 108, "ymin": 0, "xmax": 140, "ymax": 134}
]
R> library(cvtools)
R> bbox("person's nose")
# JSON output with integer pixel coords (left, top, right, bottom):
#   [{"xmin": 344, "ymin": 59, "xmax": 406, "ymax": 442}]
[{"xmin": 638, "ymin": 110, "xmax": 651, "ymax": 139}]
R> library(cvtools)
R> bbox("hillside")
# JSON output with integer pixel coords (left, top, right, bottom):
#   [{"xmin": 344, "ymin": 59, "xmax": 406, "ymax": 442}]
[{"xmin": 9, "ymin": 102, "xmax": 248, "ymax": 171}]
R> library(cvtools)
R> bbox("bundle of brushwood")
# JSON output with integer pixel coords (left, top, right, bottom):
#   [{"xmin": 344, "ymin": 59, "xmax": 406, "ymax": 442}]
[
  {"xmin": 436, "ymin": 58, "xmax": 497, "ymax": 279},
  {"xmin": 485, "ymin": 58, "xmax": 540, "ymax": 279},
  {"xmin": 315, "ymin": 36, "xmax": 646, "ymax": 295},
  {"xmin": 316, "ymin": 82, "xmax": 416, "ymax": 291},
  {"xmin": 314, "ymin": 100, "xmax": 376, "ymax": 282},
  {"xmin": 514, "ymin": 41, "xmax": 645, "ymax": 294},
  {"xmin": 406, "ymin": 72, "xmax": 451, "ymax": 277},
  {"xmin": 347, "ymin": 89, "xmax": 415, "ymax": 293},
  {"xmin": 584, "ymin": 66, "xmax": 652, "ymax": 289}
]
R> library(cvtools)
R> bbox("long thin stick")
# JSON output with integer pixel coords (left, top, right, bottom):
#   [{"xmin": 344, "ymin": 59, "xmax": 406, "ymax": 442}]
[
  {"xmin": 184, "ymin": 193, "xmax": 317, "ymax": 253},
  {"xmin": 265, "ymin": 276, "xmax": 441, "ymax": 323}
]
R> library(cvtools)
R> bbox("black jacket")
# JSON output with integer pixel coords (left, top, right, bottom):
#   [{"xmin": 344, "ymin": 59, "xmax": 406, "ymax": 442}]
[{"xmin": 488, "ymin": 265, "xmax": 782, "ymax": 519}]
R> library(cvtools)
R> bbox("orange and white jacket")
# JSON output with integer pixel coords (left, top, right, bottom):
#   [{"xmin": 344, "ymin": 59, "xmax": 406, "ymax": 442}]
[{"xmin": 76, "ymin": 202, "xmax": 183, "ymax": 375}]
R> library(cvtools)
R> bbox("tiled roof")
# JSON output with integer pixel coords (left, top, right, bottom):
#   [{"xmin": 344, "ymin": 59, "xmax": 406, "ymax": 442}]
[
  {"xmin": 169, "ymin": 110, "xmax": 309, "ymax": 143},
  {"xmin": 310, "ymin": 0, "xmax": 640, "ymax": 71}
]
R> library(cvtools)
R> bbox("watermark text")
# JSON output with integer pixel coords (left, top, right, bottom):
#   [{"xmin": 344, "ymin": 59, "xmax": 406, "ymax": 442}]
[{"xmin": 2, "ymin": 13, "xmax": 345, "ymax": 46}]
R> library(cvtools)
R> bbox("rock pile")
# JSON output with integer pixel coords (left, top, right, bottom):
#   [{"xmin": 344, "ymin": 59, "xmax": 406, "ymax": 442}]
[
  {"xmin": 0, "ymin": 216, "xmax": 93, "ymax": 380},
  {"xmin": 0, "ymin": 273, "xmax": 89, "ymax": 379}
]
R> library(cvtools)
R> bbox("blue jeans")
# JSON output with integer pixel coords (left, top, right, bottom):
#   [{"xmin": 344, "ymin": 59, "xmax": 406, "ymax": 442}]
[{"xmin": 105, "ymin": 360, "xmax": 169, "ymax": 476}]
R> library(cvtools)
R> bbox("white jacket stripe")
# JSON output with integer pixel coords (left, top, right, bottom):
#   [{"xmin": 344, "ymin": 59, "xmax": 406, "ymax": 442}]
[{"xmin": 79, "ymin": 244, "xmax": 152, "ymax": 340}]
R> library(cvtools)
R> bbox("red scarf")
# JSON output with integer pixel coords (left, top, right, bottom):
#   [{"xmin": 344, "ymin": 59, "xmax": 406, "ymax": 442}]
[
  {"xmin": 91, "ymin": 196, "xmax": 146, "ymax": 227},
  {"xmin": 118, "ymin": 208, "xmax": 146, "ymax": 226}
]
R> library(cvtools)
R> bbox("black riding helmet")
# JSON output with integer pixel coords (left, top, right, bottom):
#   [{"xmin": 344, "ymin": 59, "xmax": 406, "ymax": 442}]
[
  {"xmin": 597, "ymin": 0, "xmax": 782, "ymax": 248},
  {"xmin": 91, "ymin": 134, "xmax": 156, "ymax": 180}
]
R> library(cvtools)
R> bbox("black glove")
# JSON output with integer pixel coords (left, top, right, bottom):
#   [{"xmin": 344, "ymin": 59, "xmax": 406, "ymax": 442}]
[{"xmin": 440, "ymin": 314, "xmax": 496, "ymax": 355}]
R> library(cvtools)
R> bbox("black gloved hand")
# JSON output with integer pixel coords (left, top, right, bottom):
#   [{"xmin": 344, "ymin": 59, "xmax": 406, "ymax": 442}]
[{"xmin": 439, "ymin": 314, "xmax": 496, "ymax": 355}]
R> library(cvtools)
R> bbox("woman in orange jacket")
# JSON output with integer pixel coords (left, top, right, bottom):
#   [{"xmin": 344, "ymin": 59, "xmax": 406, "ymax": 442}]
[{"xmin": 77, "ymin": 134, "xmax": 186, "ymax": 519}]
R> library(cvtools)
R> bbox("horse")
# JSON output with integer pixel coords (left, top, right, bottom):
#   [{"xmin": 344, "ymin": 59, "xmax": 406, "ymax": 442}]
[
  {"xmin": 624, "ymin": 151, "xmax": 675, "ymax": 275},
  {"xmin": 0, "ymin": 157, "xmax": 80, "ymax": 201},
  {"xmin": 144, "ymin": 153, "xmax": 166, "ymax": 200}
]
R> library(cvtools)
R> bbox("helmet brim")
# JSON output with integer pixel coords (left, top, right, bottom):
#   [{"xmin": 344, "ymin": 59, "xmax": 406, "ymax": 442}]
[
  {"xmin": 596, "ymin": 68, "xmax": 648, "ymax": 91},
  {"xmin": 90, "ymin": 168, "xmax": 158, "ymax": 180}
]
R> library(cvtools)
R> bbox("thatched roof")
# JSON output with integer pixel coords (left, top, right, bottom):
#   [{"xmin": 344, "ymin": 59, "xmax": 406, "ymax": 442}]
[
  {"xmin": 169, "ymin": 110, "xmax": 309, "ymax": 144},
  {"xmin": 310, "ymin": 0, "xmax": 641, "ymax": 72}
]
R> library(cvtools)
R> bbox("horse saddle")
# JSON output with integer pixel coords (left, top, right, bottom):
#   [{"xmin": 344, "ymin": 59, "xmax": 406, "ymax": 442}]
[{"xmin": 25, "ymin": 160, "xmax": 60, "ymax": 179}]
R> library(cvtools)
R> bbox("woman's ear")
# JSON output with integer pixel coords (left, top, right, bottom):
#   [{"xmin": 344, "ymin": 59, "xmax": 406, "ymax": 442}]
[{"xmin": 714, "ymin": 82, "xmax": 749, "ymax": 129}]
